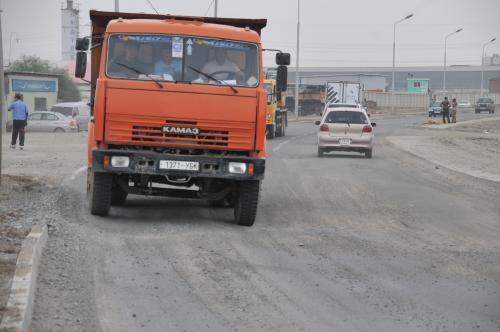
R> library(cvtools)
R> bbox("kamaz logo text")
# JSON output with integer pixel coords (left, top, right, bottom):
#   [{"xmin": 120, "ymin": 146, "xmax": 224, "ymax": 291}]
[{"xmin": 162, "ymin": 126, "xmax": 200, "ymax": 135}]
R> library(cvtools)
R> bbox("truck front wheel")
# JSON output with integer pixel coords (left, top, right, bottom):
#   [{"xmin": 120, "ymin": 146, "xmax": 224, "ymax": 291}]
[
  {"xmin": 234, "ymin": 180, "xmax": 260, "ymax": 226},
  {"xmin": 87, "ymin": 169, "xmax": 113, "ymax": 216}
]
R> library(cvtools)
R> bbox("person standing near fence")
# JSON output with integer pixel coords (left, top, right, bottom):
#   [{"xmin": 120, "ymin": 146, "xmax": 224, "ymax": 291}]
[
  {"xmin": 8, "ymin": 93, "xmax": 29, "ymax": 150},
  {"xmin": 451, "ymin": 98, "xmax": 458, "ymax": 123},
  {"xmin": 441, "ymin": 96, "xmax": 451, "ymax": 124}
]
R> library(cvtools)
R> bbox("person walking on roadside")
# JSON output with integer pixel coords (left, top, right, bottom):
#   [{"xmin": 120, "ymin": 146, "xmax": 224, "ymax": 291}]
[
  {"xmin": 441, "ymin": 96, "xmax": 451, "ymax": 124},
  {"xmin": 451, "ymin": 98, "xmax": 458, "ymax": 123},
  {"xmin": 8, "ymin": 93, "xmax": 29, "ymax": 150}
]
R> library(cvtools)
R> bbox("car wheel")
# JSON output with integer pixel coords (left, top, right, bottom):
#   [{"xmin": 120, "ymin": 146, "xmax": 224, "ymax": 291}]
[
  {"xmin": 365, "ymin": 149, "xmax": 373, "ymax": 159},
  {"xmin": 54, "ymin": 127, "xmax": 65, "ymax": 133},
  {"xmin": 318, "ymin": 147, "xmax": 324, "ymax": 158}
]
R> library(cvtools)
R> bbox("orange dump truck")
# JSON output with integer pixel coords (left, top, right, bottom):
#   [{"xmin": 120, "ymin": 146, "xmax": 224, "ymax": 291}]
[{"xmin": 75, "ymin": 11, "xmax": 289, "ymax": 226}]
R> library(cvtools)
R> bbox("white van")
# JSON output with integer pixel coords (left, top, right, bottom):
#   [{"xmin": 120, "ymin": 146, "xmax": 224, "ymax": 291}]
[{"xmin": 50, "ymin": 102, "xmax": 91, "ymax": 131}]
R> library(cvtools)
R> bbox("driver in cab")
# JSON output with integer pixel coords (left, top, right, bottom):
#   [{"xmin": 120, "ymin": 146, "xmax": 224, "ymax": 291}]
[{"xmin": 201, "ymin": 48, "xmax": 243, "ymax": 81}]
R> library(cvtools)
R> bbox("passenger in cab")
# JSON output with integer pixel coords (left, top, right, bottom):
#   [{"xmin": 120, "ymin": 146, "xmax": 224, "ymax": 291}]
[{"xmin": 154, "ymin": 45, "xmax": 182, "ymax": 81}]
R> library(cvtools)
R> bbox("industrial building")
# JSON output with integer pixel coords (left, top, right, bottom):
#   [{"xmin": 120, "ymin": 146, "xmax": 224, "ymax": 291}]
[{"xmin": 61, "ymin": 0, "xmax": 80, "ymax": 62}]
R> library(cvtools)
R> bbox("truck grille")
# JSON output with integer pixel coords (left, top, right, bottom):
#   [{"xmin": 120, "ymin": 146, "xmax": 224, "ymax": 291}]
[{"xmin": 106, "ymin": 115, "xmax": 254, "ymax": 150}]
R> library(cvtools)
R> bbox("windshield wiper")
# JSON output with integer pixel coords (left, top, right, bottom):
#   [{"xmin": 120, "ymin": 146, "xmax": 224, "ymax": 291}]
[
  {"xmin": 115, "ymin": 62, "xmax": 164, "ymax": 88},
  {"xmin": 188, "ymin": 65, "xmax": 238, "ymax": 94}
]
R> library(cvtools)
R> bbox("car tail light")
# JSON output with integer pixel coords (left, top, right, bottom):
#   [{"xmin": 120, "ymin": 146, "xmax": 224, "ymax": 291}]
[
  {"xmin": 319, "ymin": 124, "xmax": 329, "ymax": 132},
  {"xmin": 362, "ymin": 125, "xmax": 372, "ymax": 133}
]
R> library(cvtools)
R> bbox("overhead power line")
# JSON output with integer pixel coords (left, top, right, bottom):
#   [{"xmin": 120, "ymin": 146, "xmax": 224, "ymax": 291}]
[
  {"xmin": 204, "ymin": 0, "xmax": 215, "ymax": 17},
  {"xmin": 145, "ymin": 0, "xmax": 159, "ymax": 14}
]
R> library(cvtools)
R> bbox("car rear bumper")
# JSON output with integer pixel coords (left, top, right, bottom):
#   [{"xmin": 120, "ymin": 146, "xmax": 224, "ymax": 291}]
[{"xmin": 92, "ymin": 149, "xmax": 265, "ymax": 180}]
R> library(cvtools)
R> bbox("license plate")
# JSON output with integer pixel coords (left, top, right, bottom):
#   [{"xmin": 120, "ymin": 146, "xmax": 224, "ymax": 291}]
[
  {"xmin": 339, "ymin": 138, "xmax": 351, "ymax": 145},
  {"xmin": 159, "ymin": 160, "xmax": 199, "ymax": 171}
]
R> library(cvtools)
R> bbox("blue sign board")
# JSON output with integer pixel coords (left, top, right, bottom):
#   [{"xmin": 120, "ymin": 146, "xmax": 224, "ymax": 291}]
[{"xmin": 12, "ymin": 79, "xmax": 56, "ymax": 92}]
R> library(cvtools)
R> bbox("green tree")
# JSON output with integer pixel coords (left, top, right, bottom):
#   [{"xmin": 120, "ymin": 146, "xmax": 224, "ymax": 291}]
[{"xmin": 9, "ymin": 55, "xmax": 81, "ymax": 102}]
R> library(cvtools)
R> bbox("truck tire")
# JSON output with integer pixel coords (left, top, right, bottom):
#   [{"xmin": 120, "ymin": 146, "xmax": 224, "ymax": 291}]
[
  {"xmin": 87, "ymin": 170, "xmax": 113, "ymax": 216},
  {"xmin": 234, "ymin": 180, "xmax": 260, "ymax": 226},
  {"xmin": 267, "ymin": 125, "xmax": 275, "ymax": 139},
  {"xmin": 111, "ymin": 185, "xmax": 128, "ymax": 206}
]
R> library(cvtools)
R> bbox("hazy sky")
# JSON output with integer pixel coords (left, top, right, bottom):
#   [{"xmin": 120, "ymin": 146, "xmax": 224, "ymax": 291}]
[{"xmin": 2, "ymin": 0, "xmax": 499, "ymax": 67}]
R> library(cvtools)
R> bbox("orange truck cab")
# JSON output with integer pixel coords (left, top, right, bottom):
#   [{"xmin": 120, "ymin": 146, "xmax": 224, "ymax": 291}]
[{"xmin": 75, "ymin": 11, "xmax": 289, "ymax": 226}]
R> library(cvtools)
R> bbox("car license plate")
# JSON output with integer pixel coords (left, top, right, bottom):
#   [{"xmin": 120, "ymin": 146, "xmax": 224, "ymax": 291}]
[
  {"xmin": 339, "ymin": 138, "xmax": 351, "ymax": 145},
  {"xmin": 159, "ymin": 160, "xmax": 199, "ymax": 171}
]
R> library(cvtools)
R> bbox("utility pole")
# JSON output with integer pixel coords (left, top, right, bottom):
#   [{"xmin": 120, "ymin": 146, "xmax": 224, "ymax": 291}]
[
  {"xmin": 115, "ymin": 0, "xmax": 119, "ymax": 12},
  {"xmin": 214, "ymin": 0, "xmax": 218, "ymax": 17},
  {"xmin": 294, "ymin": 0, "xmax": 300, "ymax": 120},
  {"xmin": 0, "ymin": 7, "xmax": 5, "ymax": 184}
]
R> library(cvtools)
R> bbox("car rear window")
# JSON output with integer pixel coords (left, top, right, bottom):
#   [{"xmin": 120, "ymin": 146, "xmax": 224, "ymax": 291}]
[
  {"xmin": 478, "ymin": 98, "xmax": 492, "ymax": 103},
  {"xmin": 325, "ymin": 111, "xmax": 368, "ymax": 124},
  {"xmin": 51, "ymin": 106, "xmax": 73, "ymax": 117}
]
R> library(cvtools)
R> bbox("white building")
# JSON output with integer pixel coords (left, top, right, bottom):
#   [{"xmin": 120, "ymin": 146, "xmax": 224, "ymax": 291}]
[{"xmin": 61, "ymin": 0, "xmax": 79, "ymax": 62}]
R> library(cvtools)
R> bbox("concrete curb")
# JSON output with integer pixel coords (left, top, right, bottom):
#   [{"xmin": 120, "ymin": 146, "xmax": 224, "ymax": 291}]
[
  {"xmin": 386, "ymin": 136, "xmax": 500, "ymax": 184},
  {"xmin": 0, "ymin": 225, "xmax": 48, "ymax": 332}
]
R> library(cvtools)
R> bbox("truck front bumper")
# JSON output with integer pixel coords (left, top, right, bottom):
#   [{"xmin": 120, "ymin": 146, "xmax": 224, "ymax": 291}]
[{"xmin": 92, "ymin": 149, "xmax": 265, "ymax": 180}]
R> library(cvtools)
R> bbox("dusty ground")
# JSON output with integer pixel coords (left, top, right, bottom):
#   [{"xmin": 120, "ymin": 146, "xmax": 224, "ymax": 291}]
[{"xmin": 388, "ymin": 118, "xmax": 500, "ymax": 182}]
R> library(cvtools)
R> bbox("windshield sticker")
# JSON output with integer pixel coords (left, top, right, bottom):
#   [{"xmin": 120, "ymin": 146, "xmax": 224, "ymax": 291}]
[
  {"xmin": 193, "ymin": 39, "xmax": 251, "ymax": 51},
  {"xmin": 172, "ymin": 37, "xmax": 183, "ymax": 58},
  {"xmin": 118, "ymin": 35, "xmax": 172, "ymax": 43}
]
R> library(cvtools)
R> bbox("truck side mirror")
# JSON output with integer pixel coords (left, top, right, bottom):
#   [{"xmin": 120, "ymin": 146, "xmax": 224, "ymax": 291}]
[
  {"xmin": 276, "ymin": 65, "xmax": 288, "ymax": 93},
  {"xmin": 276, "ymin": 52, "xmax": 291, "ymax": 66},
  {"xmin": 75, "ymin": 37, "xmax": 90, "ymax": 51},
  {"xmin": 75, "ymin": 52, "xmax": 87, "ymax": 78}
]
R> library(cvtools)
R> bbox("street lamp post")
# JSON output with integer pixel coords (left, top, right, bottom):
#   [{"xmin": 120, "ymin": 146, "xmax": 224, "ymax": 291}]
[
  {"xmin": 114, "ymin": 0, "xmax": 119, "ymax": 12},
  {"xmin": 294, "ymin": 0, "xmax": 300, "ymax": 120},
  {"xmin": 391, "ymin": 14, "xmax": 413, "ymax": 113},
  {"xmin": 443, "ymin": 28, "xmax": 463, "ymax": 93},
  {"xmin": 214, "ymin": 0, "xmax": 218, "ymax": 17},
  {"xmin": 481, "ymin": 37, "xmax": 496, "ymax": 97}
]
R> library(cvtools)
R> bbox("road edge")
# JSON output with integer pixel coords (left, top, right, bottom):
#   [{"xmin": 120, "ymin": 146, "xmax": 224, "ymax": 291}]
[
  {"xmin": 386, "ymin": 136, "xmax": 500, "ymax": 185},
  {"xmin": 0, "ymin": 225, "xmax": 48, "ymax": 332}
]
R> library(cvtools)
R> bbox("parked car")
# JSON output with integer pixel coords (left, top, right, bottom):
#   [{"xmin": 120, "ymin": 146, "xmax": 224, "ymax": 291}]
[
  {"xmin": 475, "ymin": 97, "xmax": 495, "ymax": 114},
  {"xmin": 316, "ymin": 107, "xmax": 376, "ymax": 158},
  {"xmin": 6, "ymin": 111, "xmax": 78, "ymax": 133},
  {"xmin": 50, "ymin": 102, "xmax": 91, "ymax": 131},
  {"xmin": 428, "ymin": 101, "xmax": 442, "ymax": 117}
]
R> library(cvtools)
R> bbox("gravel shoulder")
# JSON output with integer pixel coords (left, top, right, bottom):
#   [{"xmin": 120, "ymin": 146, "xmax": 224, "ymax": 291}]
[{"xmin": 387, "ymin": 118, "xmax": 500, "ymax": 183}]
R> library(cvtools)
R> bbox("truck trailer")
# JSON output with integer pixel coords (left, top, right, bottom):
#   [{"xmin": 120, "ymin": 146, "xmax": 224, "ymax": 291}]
[{"xmin": 75, "ymin": 11, "xmax": 289, "ymax": 226}]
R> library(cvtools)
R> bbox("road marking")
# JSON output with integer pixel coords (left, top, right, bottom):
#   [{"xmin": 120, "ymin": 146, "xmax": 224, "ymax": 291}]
[{"xmin": 273, "ymin": 139, "xmax": 291, "ymax": 152}]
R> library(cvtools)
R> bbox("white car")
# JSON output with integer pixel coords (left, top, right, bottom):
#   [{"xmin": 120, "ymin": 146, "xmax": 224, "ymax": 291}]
[
  {"xmin": 316, "ymin": 107, "xmax": 376, "ymax": 158},
  {"xmin": 458, "ymin": 101, "xmax": 471, "ymax": 108}
]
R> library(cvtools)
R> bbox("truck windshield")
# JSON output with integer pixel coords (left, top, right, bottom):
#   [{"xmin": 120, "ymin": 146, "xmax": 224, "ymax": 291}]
[{"xmin": 106, "ymin": 34, "xmax": 259, "ymax": 88}]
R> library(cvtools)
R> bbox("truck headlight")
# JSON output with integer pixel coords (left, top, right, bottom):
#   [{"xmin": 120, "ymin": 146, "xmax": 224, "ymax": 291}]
[
  {"xmin": 111, "ymin": 156, "xmax": 130, "ymax": 168},
  {"xmin": 228, "ymin": 162, "xmax": 247, "ymax": 174}
]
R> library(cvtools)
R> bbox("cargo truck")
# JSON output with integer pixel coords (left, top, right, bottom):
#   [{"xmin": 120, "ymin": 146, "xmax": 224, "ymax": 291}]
[
  {"xmin": 264, "ymin": 71, "xmax": 288, "ymax": 138},
  {"xmin": 75, "ymin": 10, "xmax": 290, "ymax": 226},
  {"xmin": 325, "ymin": 81, "xmax": 362, "ymax": 106}
]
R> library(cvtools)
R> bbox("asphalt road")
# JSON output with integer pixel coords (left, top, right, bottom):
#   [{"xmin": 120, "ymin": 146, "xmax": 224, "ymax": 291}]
[{"xmin": 30, "ymin": 111, "xmax": 500, "ymax": 332}]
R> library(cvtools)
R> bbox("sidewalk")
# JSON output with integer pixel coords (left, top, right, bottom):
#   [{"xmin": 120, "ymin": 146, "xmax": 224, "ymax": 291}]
[{"xmin": 388, "ymin": 118, "xmax": 500, "ymax": 183}]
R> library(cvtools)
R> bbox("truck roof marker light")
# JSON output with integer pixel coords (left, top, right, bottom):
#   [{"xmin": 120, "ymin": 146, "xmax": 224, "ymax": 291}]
[
  {"xmin": 245, "ymin": 27, "xmax": 250, "ymax": 31},
  {"xmin": 103, "ymin": 155, "xmax": 110, "ymax": 169}
]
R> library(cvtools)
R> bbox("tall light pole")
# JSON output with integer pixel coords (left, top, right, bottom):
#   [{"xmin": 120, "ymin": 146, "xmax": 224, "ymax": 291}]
[
  {"xmin": 294, "ymin": 0, "xmax": 300, "ymax": 120},
  {"xmin": 214, "ymin": 0, "xmax": 218, "ymax": 17},
  {"xmin": 443, "ymin": 28, "xmax": 463, "ymax": 92},
  {"xmin": 391, "ymin": 14, "xmax": 413, "ymax": 113},
  {"xmin": 114, "ymin": 0, "xmax": 119, "ymax": 12},
  {"xmin": 481, "ymin": 37, "xmax": 496, "ymax": 97}
]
